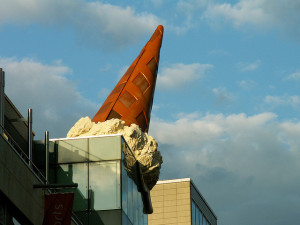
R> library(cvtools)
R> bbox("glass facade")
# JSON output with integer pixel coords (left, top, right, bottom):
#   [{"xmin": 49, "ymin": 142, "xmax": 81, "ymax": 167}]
[
  {"xmin": 49, "ymin": 135, "xmax": 148, "ymax": 225},
  {"xmin": 191, "ymin": 200, "xmax": 210, "ymax": 225},
  {"xmin": 121, "ymin": 151, "xmax": 147, "ymax": 225}
]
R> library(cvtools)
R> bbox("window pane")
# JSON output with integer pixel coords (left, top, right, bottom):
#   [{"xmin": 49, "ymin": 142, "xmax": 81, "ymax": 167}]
[
  {"xmin": 57, "ymin": 139, "xmax": 88, "ymax": 163},
  {"xmin": 122, "ymin": 162, "xmax": 128, "ymax": 214},
  {"xmin": 200, "ymin": 211, "xmax": 203, "ymax": 225},
  {"xmin": 89, "ymin": 161, "xmax": 121, "ymax": 210},
  {"xmin": 192, "ymin": 201, "xmax": 196, "ymax": 225},
  {"xmin": 127, "ymin": 177, "xmax": 134, "ymax": 223},
  {"xmin": 138, "ymin": 191, "xmax": 143, "ymax": 225},
  {"xmin": 196, "ymin": 207, "xmax": 200, "ymax": 225},
  {"xmin": 58, "ymin": 163, "xmax": 88, "ymax": 211},
  {"xmin": 89, "ymin": 136, "xmax": 122, "ymax": 161},
  {"xmin": 133, "ymin": 181, "xmax": 138, "ymax": 224}
]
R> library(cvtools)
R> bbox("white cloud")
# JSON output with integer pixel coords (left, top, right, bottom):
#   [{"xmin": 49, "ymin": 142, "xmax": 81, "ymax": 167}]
[
  {"xmin": 203, "ymin": 0, "xmax": 270, "ymax": 27},
  {"xmin": 237, "ymin": 60, "xmax": 261, "ymax": 72},
  {"xmin": 157, "ymin": 63, "xmax": 213, "ymax": 90},
  {"xmin": 212, "ymin": 87, "xmax": 235, "ymax": 104},
  {"xmin": 149, "ymin": 112, "xmax": 300, "ymax": 225},
  {"xmin": 238, "ymin": 80, "xmax": 256, "ymax": 90},
  {"xmin": 286, "ymin": 71, "xmax": 300, "ymax": 80},
  {"xmin": 202, "ymin": 0, "xmax": 300, "ymax": 38},
  {"xmin": 1, "ymin": 57, "xmax": 98, "ymax": 138},
  {"xmin": 0, "ymin": 0, "xmax": 162, "ymax": 50},
  {"xmin": 264, "ymin": 95, "xmax": 300, "ymax": 108}
]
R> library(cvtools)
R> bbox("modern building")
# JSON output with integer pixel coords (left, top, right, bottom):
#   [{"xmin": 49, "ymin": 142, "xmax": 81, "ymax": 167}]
[
  {"xmin": 0, "ymin": 68, "xmax": 150, "ymax": 225},
  {"xmin": 44, "ymin": 135, "xmax": 151, "ymax": 225},
  {"xmin": 148, "ymin": 178, "xmax": 217, "ymax": 225}
]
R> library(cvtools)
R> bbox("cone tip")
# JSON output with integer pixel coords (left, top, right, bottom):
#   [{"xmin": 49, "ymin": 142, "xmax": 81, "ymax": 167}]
[{"xmin": 157, "ymin": 25, "xmax": 164, "ymax": 33}]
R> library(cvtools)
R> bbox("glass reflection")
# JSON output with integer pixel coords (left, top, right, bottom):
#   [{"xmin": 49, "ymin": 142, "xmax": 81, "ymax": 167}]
[
  {"xmin": 122, "ymin": 161, "xmax": 128, "ymax": 214},
  {"xmin": 128, "ymin": 176, "xmax": 133, "ymax": 222},
  {"xmin": 89, "ymin": 136, "xmax": 121, "ymax": 161},
  {"xmin": 57, "ymin": 139, "xmax": 88, "ymax": 163},
  {"xmin": 89, "ymin": 161, "xmax": 121, "ymax": 210},
  {"xmin": 192, "ymin": 201, "xmax": 196, "ymax": 225},
  {"xmin": 58, "ymin": 163, "xmax": 88, "ymax": 211}
]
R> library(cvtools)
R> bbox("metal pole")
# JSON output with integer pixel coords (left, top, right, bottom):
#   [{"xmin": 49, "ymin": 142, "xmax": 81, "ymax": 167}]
[
  {"xmin": 45, "ymin": 131, "xmax": 49, "ymax": 183},
  {"xmin": 33, "ymin": 183, "xmax": 78, "ymax": 189},
  {"xmin": 0, "ymin": 69, "xmax": 4, "ymax": 134},
  {"xmin": 28, "ymin": 108, "xmax": 33, "ymax": 167}
]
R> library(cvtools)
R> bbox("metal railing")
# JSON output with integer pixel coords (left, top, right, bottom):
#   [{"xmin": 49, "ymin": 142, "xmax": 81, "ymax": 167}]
[
  {"xmin": 1, "ymin": 124, "xmax": 84, "ymax": 225},
  {"xmin": 0, "ymin": 124, "xmax": 47, "ymax": 184}
]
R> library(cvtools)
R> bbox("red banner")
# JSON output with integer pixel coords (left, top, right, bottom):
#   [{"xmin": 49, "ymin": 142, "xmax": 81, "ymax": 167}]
[{"xmin": 43, "ymin": 193, "xmax": 74, "ymax": 225}]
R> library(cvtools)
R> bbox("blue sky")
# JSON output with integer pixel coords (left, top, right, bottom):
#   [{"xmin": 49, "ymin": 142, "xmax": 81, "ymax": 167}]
[{"xmin": 1, "ymin": 0, "xmax": 300, "ymax": 224}]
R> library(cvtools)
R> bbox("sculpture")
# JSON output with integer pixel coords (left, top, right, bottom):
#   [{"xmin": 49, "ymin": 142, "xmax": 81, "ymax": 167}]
[
  {"xmin": 67, "ymin": 25, "xmax": 164, "ymax": 190},
  {"xmin": 92, "ymin": 25, "xmax": 164, "ymax": 133}
]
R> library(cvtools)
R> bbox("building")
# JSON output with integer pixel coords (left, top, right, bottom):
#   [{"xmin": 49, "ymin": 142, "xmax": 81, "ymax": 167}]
[
  {"xmin": 44, "ymin": 135, "xmax": 151, "ymax": 225},
  {"xmin": 148, "ymin": 178, "xmax": 217, "ymax": 225},
  {"xmin": 0, "ymin": 68, "xmax": 150, "ymax": 225}
]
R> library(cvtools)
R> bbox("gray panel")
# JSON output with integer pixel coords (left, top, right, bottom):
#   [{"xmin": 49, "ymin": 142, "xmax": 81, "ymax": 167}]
[
  {"xmin": 190, "ymin": 182, "xmax": 217, "ymax": 225},
  {"xmin": 97, "ymin": 209, "xmax": 122, "ymax": 225}
]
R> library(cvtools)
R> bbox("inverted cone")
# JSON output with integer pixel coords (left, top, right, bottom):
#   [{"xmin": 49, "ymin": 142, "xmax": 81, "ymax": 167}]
[{"xmin": 92, "ymin": 25, "xmax": 164, "ymax": 132}]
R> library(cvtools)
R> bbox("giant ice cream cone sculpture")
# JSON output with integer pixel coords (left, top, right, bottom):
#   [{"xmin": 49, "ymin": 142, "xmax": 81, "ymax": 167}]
[
  {"xmin": 67, "ymin": 26, "xmax": 164, "ymax": 195},
  {"xmin": 92, "ymin": 25, "xmax": 164, "ymax": 132}
]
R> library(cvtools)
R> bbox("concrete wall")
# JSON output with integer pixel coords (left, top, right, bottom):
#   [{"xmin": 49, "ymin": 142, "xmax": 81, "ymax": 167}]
[
  {"xmin": 0, "ymin": 134, "xmax": 45, "ymax": 225},
  {"xmin": 148, "ymin": 180, "xmax": 191, "ymax": 225}
]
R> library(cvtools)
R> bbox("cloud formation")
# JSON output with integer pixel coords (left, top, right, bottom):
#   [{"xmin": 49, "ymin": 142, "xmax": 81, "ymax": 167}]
[
  {"xmin": 286, "ymin": 71, "xmax": 300, "ymax": 80},
  {"xmin": 237, "ymin": 60, "xmax": 261, "ymax": 72},
  {"xmin": 0, "ymin": 0, "xmax": 162, "ymax": 50},
  {"xmin": 212, "ymin": 87, "xmax": 235, "ymax": 105},
  {"xmin": 202, "ymin": 0, "xmax": 300, "ymax": 38},
  {"xmin": 238, "ymin": 80, "xmax": 256, "ymax": 90},
  {"xmin": 264, "ymin": 95, "xmax": 300, "ymax": 109},
  {"xmin": 1, "ymin": 57, "xmax": 98, "ymax": 138},
  {"xmin": 149, "ymin": 112, "xmax": 300, "ymax": 225},
  {"xmin": 157, "ymin": 63, "xmax": 213, "ymax": 90}
]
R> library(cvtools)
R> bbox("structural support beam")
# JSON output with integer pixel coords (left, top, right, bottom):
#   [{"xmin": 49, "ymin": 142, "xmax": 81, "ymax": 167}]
[
  {"xmin": 28, "ymin": 108, "xmax": 33, "ymax": 167},
  {"xmin": 0, "ymin": 69, "xmax": 4, "ymax": 134},
  {"xmin": 33, "ymin": 183, "xmax": 78, "ymax": 189},
  {"xmin": 45, "ymin": 131, "xmax": 49, "ymax": 183}
]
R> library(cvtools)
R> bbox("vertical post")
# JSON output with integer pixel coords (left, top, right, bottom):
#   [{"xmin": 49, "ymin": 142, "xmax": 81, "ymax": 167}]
[
  {"xmin": 0, "ymin": 69, "xmax": 4, "ymax": 134},
  {"xmin": 28, "ymin": 108, "xmax": 33, "ymax": 167},
  {"xmin": 45, "ymin": 131, "xmax": 49, "ymax": 183}
]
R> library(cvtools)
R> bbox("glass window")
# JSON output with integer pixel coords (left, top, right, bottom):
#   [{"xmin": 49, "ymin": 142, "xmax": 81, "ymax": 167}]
[
  {"xmin": 58, "ymin": 163, "xmax": 88, "ymax": 211},
  {"xmin": 200, "ymin": 211, "xmax": 203, "ymax": 225},
  {"xmin": 133, "ymin": 183, "xmax": 139, "ymax": 224},
  {"xmin": 122, "ymin": 162, "xmax": 128, "ymax": 214},
  {"xmin": 89, "ymin": 161, "xmax": 121, "ymax": 210},
  {"xmin": 89, "ymin": 136, "xmax": 122, "ymax": 161},
  {"xmin": 143, "ymin": 213, "xmax": 148, "ymax": 225},
  {"xmin": 196, "ymin": 207, "xmax": 200, "ymax": 225},
  {"xmin": 204, "ymin": 217, "xmax": 209, "ymax": 225},
  {"xmin": 57, "ymin": 139, "xmax": 88, "ymax": 163},
  {"xmin": 192, "ymin": 201, "xmax": 196, "ymax": 225},
  {"xmin": 127, "ymin": 176, "xmax": 133, "ymax": 222},
  {"xmin": 122, "ymin": 210, "xmax": 128, "ymax": 225},
  {"xmin": 138, "ymin": 192, "xmax": 143, "ymax": 225}
]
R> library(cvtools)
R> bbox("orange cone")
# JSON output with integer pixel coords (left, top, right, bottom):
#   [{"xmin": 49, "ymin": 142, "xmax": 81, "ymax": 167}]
[{"xmin": 92, "ymin": 25, "xmax": 164, "ymax": 132}]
